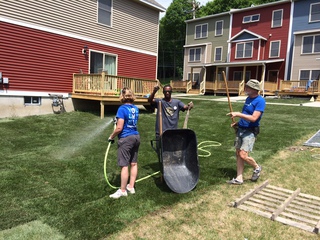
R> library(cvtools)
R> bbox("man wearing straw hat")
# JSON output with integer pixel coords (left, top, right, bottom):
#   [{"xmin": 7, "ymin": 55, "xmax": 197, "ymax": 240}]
[{"xmin": 226, "ymin": 79, "xmax": 266, "ymax": 185}]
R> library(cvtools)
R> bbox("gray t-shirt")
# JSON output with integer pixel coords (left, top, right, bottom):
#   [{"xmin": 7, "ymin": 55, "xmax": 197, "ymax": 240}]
[{"xmin": 154, "ymin": 98, "xmax": 186, "ymax": 135}]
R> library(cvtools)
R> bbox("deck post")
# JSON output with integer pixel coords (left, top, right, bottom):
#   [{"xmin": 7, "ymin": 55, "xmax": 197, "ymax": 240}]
[{"xmin": 100, "ymin": 101, "xmax": 104, "ymax": 119}]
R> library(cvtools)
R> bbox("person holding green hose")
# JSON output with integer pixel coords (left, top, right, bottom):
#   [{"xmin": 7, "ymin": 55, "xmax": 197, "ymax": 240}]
[{"xmin": 108, "ymin": 87, "xmax": 140, "ymax": 199}]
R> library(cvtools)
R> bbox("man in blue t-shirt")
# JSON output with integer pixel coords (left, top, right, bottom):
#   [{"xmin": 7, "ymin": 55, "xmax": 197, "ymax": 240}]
[{"xmin": 226, "ymin": 79, "xmax": 266, "ymax": 185}]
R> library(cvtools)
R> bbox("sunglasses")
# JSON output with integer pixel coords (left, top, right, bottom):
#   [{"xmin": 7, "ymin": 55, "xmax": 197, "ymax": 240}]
[{"xmin": 163, "ymin": 90, "xmax": 172, "ymax": 93}]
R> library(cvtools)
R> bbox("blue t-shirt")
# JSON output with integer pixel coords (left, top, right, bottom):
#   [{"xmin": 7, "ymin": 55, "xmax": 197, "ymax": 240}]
[
  {"xmin": 116, "ymin": 104, "xmax": 139, "ymax": 138},
  {"xmin": 238, "ymin": 95, "xmax": 266, "ymax": 128}
]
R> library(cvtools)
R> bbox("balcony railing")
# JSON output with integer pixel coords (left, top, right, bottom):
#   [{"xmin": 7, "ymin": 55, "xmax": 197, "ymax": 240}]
[{"xmin": 73, "ymin": 72, "xmax": 159, "ymax": 97}]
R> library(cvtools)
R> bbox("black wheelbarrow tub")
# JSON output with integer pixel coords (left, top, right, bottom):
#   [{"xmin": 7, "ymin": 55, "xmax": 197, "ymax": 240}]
[{"xmin": 161, "ymin": 129, "xmax": 199, "ymax": 193}]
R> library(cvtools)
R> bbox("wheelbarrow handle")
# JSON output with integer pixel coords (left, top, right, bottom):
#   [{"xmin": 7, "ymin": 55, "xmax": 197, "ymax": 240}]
[{"xmin": 150, "ymin": 140, "xmax": 158, "ymax": 152}]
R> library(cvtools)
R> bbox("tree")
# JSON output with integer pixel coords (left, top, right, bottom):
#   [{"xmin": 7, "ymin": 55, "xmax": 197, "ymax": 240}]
[{"xmin": 158, "ymin": 0, "xmax": 199, "ymax": 80}]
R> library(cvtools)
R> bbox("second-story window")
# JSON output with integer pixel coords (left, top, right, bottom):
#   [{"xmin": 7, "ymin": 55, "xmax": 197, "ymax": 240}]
[
  {"xmin": 236, "ymin": 42, "xmax": 253, "ymax": 58},
  {"xmin": 98, "ymin": 0, "xmax": 112, "ymax": 26},
  {"xmin": 189, "ymin": 48, "xmax": 201, "ymax": 62},
  {"xmin": 195, "ymin": 24, "xmax": 208, "ymax": 39},
  {"xmin": 302, "ymin": 35, "xmax": 320, "ymax": 54},
  {"xmin": 272, "ymin": 9, "xmax": 283, "ymax": 28},
  {"xmin": 215, "ymin": 47, "xmax": 222, "ymax": 61},
  {"xmin": 270, "ymin": 40, "xmax": 281, "ymax": 58},
  {"xmin": 215, "ymin": 20, "xmax": 223, "ymax": 36},
  {"xmin": 310, "ymin": 2, "xmax": 320, "ymax": 22},
  {"xmin": 243, "ymin": 14, "xmax": 260, "ymax": 23}
]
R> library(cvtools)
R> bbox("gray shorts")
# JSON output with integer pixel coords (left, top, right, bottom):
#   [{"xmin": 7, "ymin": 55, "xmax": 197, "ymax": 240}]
[
  {"xmin": 117, "ymin": 134, "xmax": 140, "ymax": 167},
  {"xmin": 234, "ymin": 128, "xmax": 256, "ymax": 152}
]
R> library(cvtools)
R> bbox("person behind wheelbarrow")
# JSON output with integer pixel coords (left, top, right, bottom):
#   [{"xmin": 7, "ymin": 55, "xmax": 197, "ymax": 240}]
[
  {"xmin": 148, "ymin": 84, "xmax": 194, "ymax": 165},
  {"xmin": 108, "ymin": 87, "xmax": 140, "ymax": 199},
  {"xmin": 226, "ymin": 79, "xmax": 266, "ymax": 185}
]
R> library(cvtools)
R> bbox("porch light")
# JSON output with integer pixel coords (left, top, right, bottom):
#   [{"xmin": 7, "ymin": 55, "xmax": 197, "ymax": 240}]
[{"xmin": 82, "ymin": 45, "xmax": 88, "ymax": 55}]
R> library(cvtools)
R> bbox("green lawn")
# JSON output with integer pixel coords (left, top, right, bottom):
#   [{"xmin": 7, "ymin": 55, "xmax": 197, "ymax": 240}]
[{"xmin": 1, "ymin": 97, "xmax": 320, "ymax": 240}]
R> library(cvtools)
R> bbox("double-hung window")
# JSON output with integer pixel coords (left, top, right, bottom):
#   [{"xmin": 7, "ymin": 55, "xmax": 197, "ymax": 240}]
[
  {"xmin": 310, "ymin": 2, "xmax": 320, "ymax": 22},
  {"xmin": 236, "ymin": 42, "xmax": 253, "ymax": 58},
  {"xmin": 215, "ymin": 21, "xmax": 223, "ymax": 36},
  {"xmin": 270, "ymin": 40, "xmax": 281, "ymax": 58},
  {"xmin": 302, "ymin": 35, "xmax": 320, "ymax": 54},
  {"xmin": 195, "ymin": 24, "xmax": 208, "ymax": 39},
  {"xmin": 272, "ymin": 9, "xmax": 283, "ymax": 28},
  {"xmin": 189, "ymin": 48, "xmax": 201, "ymax": 62},
  {"xmin": 215, "ymin": 47, "xmax": 222, "ymax": 61},
  {"xmin": 98, "ymin": 0, "xmax": 112, "ymax": 26}
]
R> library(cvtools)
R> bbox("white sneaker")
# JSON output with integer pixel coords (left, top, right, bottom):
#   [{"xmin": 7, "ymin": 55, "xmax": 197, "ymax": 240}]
[
  {"xmin": 109, "ymin": 189, "xmax": 127, "ymax": 199},
  {"xmin": 126, "ymin": 184, "xmax": 135, "ymax": 194}
]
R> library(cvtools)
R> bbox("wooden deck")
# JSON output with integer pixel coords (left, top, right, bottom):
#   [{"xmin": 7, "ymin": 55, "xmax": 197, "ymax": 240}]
[
  {"xmin": 171, "ymin": 79, "xmax": 320, "ymax": 100},
  {"xmin": 71, "ymin": 72, "xmax": 160, "ymax": 118}
]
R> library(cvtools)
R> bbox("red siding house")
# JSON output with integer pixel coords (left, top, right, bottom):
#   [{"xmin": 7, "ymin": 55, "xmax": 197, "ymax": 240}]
[
  {"xmin": 0, "ymin": 0, "xmax": 165, "ymax": 118},
  {"xmin": 228, "ymin": 0, "xmax": 292, "ymax": 90}
]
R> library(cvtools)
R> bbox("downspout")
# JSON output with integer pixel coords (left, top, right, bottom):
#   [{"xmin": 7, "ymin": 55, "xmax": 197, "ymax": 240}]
[
  {"xmin": 285, "ymin": 0, "xmax": 295, "ymax": 80},
  {"xmin": 261, "ymin": 62, "xmax": 266, "ymax": 97}
]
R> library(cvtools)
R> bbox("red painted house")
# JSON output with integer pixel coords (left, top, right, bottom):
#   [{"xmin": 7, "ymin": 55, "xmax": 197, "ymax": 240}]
[
  {"xmin": 0, "ymin": 0, "xmax": 165, "ymax": 118},
  {"xmin": 228, "ymin": 0, "xmax": 292, "ymax": 87}
]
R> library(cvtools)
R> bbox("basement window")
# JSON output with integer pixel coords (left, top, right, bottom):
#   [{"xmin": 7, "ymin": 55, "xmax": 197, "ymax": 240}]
[{"xmin": 24, "ymin": 96, "xmax": 41, "ymax": 106}]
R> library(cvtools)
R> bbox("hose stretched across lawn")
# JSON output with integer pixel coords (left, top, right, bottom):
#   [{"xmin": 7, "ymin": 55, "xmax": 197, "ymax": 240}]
[
  {"xmin": 103, "ymin": 141, "xmax": 160, "ymax": 189},
  {"xmin": 104, "ymin": 140, "xmax": 221, "ymax": 189}
]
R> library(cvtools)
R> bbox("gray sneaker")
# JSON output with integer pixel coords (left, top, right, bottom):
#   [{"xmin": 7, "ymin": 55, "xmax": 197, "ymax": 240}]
[{"xmin": 251, "ymin": 165, "xmax": 262, "ymax": 181}]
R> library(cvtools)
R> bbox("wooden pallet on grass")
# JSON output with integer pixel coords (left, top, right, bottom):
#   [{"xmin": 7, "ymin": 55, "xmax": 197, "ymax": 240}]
[{"xmin": 232, "ymin": 180, "xmax": 320, "ymax": 234}]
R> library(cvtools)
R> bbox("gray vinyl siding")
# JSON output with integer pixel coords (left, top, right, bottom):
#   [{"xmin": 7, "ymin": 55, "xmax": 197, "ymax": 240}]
[
  {"xmin": 0, "ymin": 0, "xmax": 159, "ymax": 54},
  {"xmin": 291, "ymin": 33, "xmax": 320, "ymax": 80},
  {"xmin": 186, "ymin": 14, "xmax": 230, "ymax": 63}
]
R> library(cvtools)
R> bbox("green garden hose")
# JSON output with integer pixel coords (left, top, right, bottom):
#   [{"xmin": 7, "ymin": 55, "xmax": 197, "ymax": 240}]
[{"xmin": 104, "ymin": 140, "xmax": 221, "ymax": 189}]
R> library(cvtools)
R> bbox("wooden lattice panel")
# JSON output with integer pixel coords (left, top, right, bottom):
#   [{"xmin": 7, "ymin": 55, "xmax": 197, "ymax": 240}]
[{"xmin": 232, "ymin": 180, "xmax": 320, "ymax": 234}]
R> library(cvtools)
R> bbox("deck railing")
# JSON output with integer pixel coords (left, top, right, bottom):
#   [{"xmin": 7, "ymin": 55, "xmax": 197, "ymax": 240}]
[
  {"xmin": 73, "ymin": 72, "xmax": 159, "ymax": 97},
  {"xmin": 279, "ymin": 80, "xmax": 320, "ymax": 93}
]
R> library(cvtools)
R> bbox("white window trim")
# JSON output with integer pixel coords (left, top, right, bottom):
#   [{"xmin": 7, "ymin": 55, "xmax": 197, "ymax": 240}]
[
  {"xmin": 24, "ymin": 96, "xmax": 41, "ymax": 106},
  {"xmin": 195, "ymin": 23, "xmax": 208, "ymax": 39},
  {"xmin": 272, "ymin": 9, "xmax": 283, "ymax": 28},
  {"xmin": 243, "ymin": 14, "xmax": 260, "ymax": 23},
  {"xmin": 302, "ymin": 34, "xmax": 320, "ymax": 54},
  {"xmin": 235, "ymin": 42, "xmax": 253, "ymax": 59},
  {"xmin": 189, "ymin": 48, "xmax": 201, "ymax": 62},
  {"xmin": 269, "ymin": 40, "xmax": 281, "ymax": 58},
  {"xmin": 214, "ymin": 46, "xmax": 223, "ymax": 61},
  {"xmin": 97, "ymin": 0, "xmax": 113, "ymax": 27},
  {"xmin": 310, "ymin": 2, "xmax": 320, "ymax": 23},
  {"xmin": 215, "ymin": 20, "xmax": 223, "ymax": 36},
  {"xmin": 299, "ymin": 69, "xmax": 320, "ymax": 80}
]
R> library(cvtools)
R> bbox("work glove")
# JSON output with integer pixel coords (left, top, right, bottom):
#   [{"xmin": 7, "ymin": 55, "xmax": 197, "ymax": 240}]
[
  {"xmin": 153, "ymin": 86, "xmax": 160, "ymax": 93},
  {"xmin": 187, "ymin": 101, "xmax": 194, "ymax": 109},
  {"xmin": 108, "ymin": 137, "xmax": 115, "ymax": 144}
]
